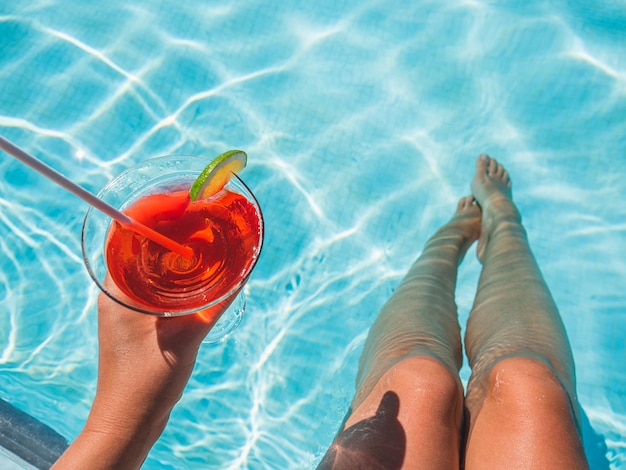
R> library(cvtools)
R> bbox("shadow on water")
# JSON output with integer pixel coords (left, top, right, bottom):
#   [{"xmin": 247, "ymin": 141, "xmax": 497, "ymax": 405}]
[{"xmin": 580, "ymin": 407, "xmax": 610, "ymax": 470}]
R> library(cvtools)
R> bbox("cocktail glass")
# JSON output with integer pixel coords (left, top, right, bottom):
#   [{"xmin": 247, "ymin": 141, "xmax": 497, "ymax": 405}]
[{"xmin": 81, "ymin": 155, "xmax": 264, "ymax": 343}]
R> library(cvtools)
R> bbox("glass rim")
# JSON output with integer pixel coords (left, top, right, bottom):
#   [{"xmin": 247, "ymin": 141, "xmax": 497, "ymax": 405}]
[{"xmin": 81, "ymin": 154, "xmax": 264, "ymax": 316}]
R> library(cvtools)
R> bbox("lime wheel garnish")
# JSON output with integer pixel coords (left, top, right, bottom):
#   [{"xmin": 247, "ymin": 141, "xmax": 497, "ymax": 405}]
[{"xmin": 189, "ymin": 150, "xmax": 247, "ymax": 201}]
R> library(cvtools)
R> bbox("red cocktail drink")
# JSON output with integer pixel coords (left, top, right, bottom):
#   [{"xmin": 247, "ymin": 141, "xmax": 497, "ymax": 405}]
[{"xmin": 106, "ymin": 187, "xmax": 262, "ymax": 312}]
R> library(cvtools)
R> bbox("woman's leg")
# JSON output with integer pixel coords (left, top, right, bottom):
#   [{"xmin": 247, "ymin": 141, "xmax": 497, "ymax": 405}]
[
  {"xmin": 464, "ymin": 155, "xmax": 588, "ymax": 469},
  {"xmin": 319, "ymin": 197, "xmax": 480, "ymax": 469}
]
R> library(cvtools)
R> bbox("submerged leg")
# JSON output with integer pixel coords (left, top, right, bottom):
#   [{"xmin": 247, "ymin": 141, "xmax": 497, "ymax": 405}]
[
  {"xmin": 464, "ymin": 155, "xmax": 588, "ymax": 469},
  {"xmin": 319, "ymin": 197, "xmax": 480, "ymax": 469}
]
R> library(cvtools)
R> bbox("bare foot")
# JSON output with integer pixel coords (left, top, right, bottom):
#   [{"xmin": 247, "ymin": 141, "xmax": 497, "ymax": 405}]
[
  {"xmin": 471, "ymin": 154, "xmax": 520, "ymax": 261},
  {"xmin": 442, "ymin": 195, "xmax": 481, "ymax": 263}
]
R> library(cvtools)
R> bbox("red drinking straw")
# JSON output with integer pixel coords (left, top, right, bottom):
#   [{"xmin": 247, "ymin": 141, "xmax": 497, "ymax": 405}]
[{"xmin": 0, "ymin": 135, "xmax": 194, "ymax": 259}]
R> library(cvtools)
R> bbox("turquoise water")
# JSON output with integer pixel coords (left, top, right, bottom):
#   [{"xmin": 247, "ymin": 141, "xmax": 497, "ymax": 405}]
[{"xmin": 1, "ymin": 0, "xmax": 625, "ymax": 468}]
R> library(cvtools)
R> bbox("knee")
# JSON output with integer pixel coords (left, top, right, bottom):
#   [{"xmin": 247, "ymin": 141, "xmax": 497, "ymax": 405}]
[
  {"xmin": 354, "ymin": 355, "xmax": 464, "ymax": 425},
  {"xmin": 388, "ymin": 356, "xmax": 464, "ymax": 418},
  {"xmin": 484, "ymin": 357, "xmax": 572, "ymax": 412}
]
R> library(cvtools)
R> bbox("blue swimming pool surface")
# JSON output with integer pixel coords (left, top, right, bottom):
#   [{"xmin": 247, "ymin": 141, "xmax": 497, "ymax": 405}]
[{"xmin": 1, "ymin": 0, "xmax": 625, "ymax": 468}]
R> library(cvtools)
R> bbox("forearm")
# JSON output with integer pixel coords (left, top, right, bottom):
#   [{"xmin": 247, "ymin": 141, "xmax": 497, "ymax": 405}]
[
  {"xmin": 52, "ymin": 395, "xmax": 172, "ymax": 470},
  {"xmin": 53, "ymin": 360, "xmax": 189, "ymax": 470}
]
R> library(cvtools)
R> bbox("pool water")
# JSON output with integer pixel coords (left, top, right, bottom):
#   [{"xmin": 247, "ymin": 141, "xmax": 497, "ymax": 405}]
[{"xmin": 1, "ymin": 0, "xmax": 625, "ymax": 468}]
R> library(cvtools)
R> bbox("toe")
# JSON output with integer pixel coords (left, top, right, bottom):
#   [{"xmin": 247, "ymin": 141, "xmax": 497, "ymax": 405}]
[
  {"xmin": 495, "ymin": 161, "xmax": 504, "ymax": 178},
  {"xmin": 502, "ymin": 170, "xmax": 510, "ymax": 184},
  {"xmin": 458, "ymin": 195, "xmax": 477, "ymax": 211},
  {"xmin": 476, "ymin": 154, "xmax": 489, "ymax": 175},
  {"xmin": 489, "ymin": 158, "xmax": 500, "ymax": 177}
]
